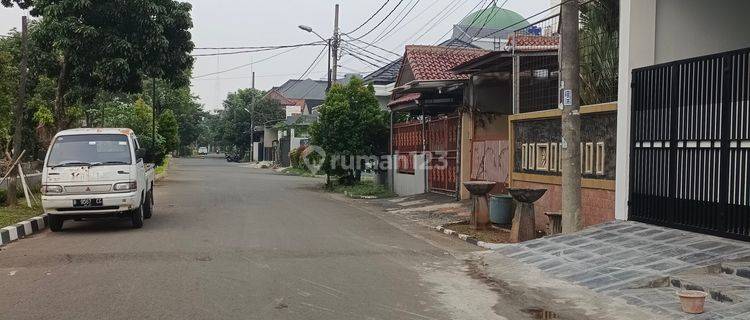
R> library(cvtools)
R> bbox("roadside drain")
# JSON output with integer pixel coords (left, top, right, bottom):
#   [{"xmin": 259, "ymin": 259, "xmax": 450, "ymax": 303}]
[{"xmin": 523, "ymin": 308, "xmax": 559, "ymax": 319}]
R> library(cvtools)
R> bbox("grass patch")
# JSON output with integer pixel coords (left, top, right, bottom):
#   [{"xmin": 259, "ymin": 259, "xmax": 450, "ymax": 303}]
[
  {"xmin": 155, "ymin": 155, "xmax": 171, "ymax": 175},
  {"xmin": 445, "ymin": 221, "xmax": 512, "ymax": 244},
  {"xmin": 0, "ymin": 195, "xmax": 44, "ymax": 228},
  {"xmin": 282, "ymin": 167, "xmax": 317, "ymax": 177},
  {"xmin": 328, "ymin": 181, "xmax": 396, "ymax": 199}
]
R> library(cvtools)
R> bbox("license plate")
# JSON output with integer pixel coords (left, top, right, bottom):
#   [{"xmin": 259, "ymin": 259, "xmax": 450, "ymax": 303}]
[{"xmin": 73, "ymin": 198, "xmax": 103, "ymax": 208}]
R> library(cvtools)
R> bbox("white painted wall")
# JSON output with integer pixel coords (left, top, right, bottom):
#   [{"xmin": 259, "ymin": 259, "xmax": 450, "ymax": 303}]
[
  {"xmin": 616, "ymin": 0, "xmax": 750, "ymax": 221},
  {"xmin": 263, "ymin": 127, "xmax": 278, "ymax": 146},
  {"xmin": 654, "ymin": 0, "xmax": 750, "ymax": 64},
  {"xmin": 390, "ymin": 154, "xmax": 427, "ymax": 196}
]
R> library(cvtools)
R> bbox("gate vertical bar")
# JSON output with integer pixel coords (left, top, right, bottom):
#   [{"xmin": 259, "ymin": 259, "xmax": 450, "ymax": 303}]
[
  {"xmin": 668, "ymin": 65, "xmax": 679, "ymax": 225},
  {"xmin": 719, "ymin": 56, "xmax": 732, "ymax": 231}
]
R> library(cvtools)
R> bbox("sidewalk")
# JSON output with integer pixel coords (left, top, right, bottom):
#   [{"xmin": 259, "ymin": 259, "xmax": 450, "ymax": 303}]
[
  {"xmin": 368, "ymin": 193, "xmax": 471, "ymax": 228},
  {"xmin": 483, "ymin": 221, "xmax": 750, "ymax": 319}
]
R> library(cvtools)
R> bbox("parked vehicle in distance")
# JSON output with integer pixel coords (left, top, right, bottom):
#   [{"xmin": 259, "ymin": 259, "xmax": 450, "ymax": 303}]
[
  {"xmin": 41, "ymin": 128, "xmax": 155, "ymax": 231},
  {"xmin": 198, "ymin": 146, "xmax": 208, "ymax": 158}
]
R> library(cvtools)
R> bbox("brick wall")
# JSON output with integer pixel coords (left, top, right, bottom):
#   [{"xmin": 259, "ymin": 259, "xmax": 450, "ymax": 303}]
[{"xmin": 511, "ymin": 180, "xmax": 615, "ymax": 232}]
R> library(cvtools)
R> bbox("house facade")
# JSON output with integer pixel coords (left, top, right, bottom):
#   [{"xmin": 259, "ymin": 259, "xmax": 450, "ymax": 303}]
[{"xmin": 388, "ymin": 45, "xmax": 489, "ymax": 197}]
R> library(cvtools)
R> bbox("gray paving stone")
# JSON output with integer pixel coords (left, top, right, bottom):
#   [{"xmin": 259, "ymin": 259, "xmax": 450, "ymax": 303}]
[
  {"xmin": 578, "ymin": 275, "xmax": 619, "ymax": 289},
  {"xmin": 619, "ymin": 239, "xmax": 651, "ymax": 249},
  {"xmin": 689, "ymin": 240, "xmax": 727, "ymax": 250},
  {"xmin": 633, "ymin": 228, "xmax": 665, "ymax": 237},
  {"xmin": 564, "ymin": 270, "xmax": 603, "ymax": 282},
  {"xmin": 590, "ymin": 232, "xmax": 618, "ymax": 240},
  {"xmin": 619, "ymin": 225, "xmax": 650, "ymax": 233},
  {"xmin": 678, "ymin": 252, "xmax": 720, "ymax": 264},
  {"xmin": 645, "ymin": 260, "xmax": 684, "ymax": 271},
  {"xmin": 578, "ymin": 242, "xmax": 606, "ymax": 251}
]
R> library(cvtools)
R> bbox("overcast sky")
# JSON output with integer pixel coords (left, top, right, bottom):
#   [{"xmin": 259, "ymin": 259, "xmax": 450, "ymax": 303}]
[{"xmin": 1, "ymin": 0, "xmax": 549, "ymax": 111}]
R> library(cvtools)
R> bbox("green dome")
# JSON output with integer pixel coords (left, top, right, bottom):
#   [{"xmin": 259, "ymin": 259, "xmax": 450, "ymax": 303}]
[{"xmin": 458, "ymin": 6, "xmax": 529, "ymax": 30}]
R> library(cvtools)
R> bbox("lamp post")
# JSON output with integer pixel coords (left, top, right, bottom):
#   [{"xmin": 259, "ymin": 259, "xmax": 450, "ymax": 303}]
[{"xmin": 298, "ymin": 23, "xmax": 335, "ymax": 91}]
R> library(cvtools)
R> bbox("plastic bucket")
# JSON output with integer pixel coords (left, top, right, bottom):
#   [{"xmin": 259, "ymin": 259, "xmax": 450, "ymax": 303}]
[{"xmin": 489, "ymin": 194, "xmax": 514, "ymax": 225}]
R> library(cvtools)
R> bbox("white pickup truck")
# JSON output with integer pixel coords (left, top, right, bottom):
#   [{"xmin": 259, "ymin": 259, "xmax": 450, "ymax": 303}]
[{"xmin": 41, "ymin": 128, "xmax": 155, "ymax": 231}]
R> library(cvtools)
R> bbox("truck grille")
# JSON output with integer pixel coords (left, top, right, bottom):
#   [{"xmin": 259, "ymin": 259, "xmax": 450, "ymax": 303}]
[{"xmin": 64, "ymin": 185, "xmax": 112, "ymax": 194}]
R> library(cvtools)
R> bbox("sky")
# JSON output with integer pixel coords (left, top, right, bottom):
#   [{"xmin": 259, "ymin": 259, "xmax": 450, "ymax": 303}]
[{"xmin": 0, "ymin": 0, "xmax": 549, "ymax": 111}]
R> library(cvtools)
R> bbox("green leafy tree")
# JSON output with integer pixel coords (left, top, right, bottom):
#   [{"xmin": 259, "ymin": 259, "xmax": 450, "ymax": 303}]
[
  {"xmin": 309, "ymin": 77, "xmax": 389, "ymax": 185},
  {"xmin": 579, "ymin": 0, "xmax": 619, "ymax": 105},
  {"xmin": 158, "ymin": 109, "xmax": 180, "ymax": 152},
  {"xmin": 3, "ymin": 0, "xmax": 195, "ymax": 130},
  {"xmin": 218, "ymin": 88, "xmax": 284, "ymax": 158}
]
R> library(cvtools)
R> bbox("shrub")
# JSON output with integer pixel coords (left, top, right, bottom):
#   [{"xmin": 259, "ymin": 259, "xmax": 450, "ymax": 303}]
[{"xmin": 290, "ymin": 145, "xmax": 307, "ymax": 169}]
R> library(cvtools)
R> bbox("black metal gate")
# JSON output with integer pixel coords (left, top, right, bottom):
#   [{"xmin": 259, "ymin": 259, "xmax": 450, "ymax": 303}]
[{"xmin": 630, "ymin": 47, "xmax": 750, "ymax": 241}]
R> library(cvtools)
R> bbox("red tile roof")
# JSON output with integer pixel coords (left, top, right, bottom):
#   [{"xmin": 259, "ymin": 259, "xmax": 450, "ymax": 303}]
[
  {"xmin": 506, "ymin": 35, "xmax": 559, "ymax": 51},
  {"xmin": 403, "ymin": 45, "xmax": 490, "ymax": 81}
]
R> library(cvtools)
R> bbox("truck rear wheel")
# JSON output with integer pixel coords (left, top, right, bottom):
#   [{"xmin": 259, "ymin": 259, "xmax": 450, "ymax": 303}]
[
  {"xmin": 48, "ymin": 215, "xmax": 64, "ymax": 232},
  {"xmin": 143, "ymin": 191, "xmax": 153, "ymax": 219},
  {"xmin": 131, "ymin": 205, "xmax": 144, "ymax": 228}
]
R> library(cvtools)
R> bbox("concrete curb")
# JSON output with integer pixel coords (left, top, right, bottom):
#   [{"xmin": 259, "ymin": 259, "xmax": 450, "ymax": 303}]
[
  {"xmin": 342, "ymin": 191, "xmax": 378, "ymax": 199},
  {"xmin": 0, "ymin": 214, "xmax": 48, "ymax": 247},
  {"xmin": 434, "ymin": 224, "xmax": 507, "ymax": 250}
]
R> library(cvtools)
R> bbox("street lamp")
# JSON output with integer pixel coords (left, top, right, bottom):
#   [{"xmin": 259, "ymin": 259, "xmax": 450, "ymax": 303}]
[{"xmin": 298, "ymin": 25, "xmax": 332, "ymax": 90}]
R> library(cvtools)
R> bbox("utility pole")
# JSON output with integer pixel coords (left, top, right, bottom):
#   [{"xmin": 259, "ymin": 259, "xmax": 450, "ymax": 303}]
[
  {"xmin": 331, "ymin": 4, "xmax": 340, "ymax": 84},
  {"xmin": 560, "ymin": 0, "xmax": 581, "ymax": 233},
  {"xmin": 7, "ymin": 16, "xmax": 28, "ymax": 206},
  {"xmin": 326, "ymin": 39, "xmax": 332, "ymax": 91},
  {"xmin": 249, "ymin": 72, "xmax": 255, "ymax": 162}
]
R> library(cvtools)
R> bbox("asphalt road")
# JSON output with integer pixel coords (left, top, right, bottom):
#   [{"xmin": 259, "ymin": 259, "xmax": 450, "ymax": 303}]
[{"xmin": 0, "ymin": 156, "xmax": 533, "ymax": 320}]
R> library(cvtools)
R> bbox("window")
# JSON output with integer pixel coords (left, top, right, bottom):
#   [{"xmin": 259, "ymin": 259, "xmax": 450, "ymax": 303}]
[
  {"xmin": 535, "ymin": 143, "xmax": 549, "ymax": 171},
  {"xmin": 550, "ymin": 143, "xmax": 558, "ymax": 172},
  {"xmin": 47, "ymin": 134, "xmax": 132, "ymax": 167},
  {"xmin": 528, "ymin": 143, "xmax": 536, "ymax": 170},
  {"xmin": 584, "ymin": 142, "xmax": 594, "ymax": 174},
  {"xmin": 596, "ymin": 142, "xmax": 605, "ymax": 175},
  {"xmin": 521, "ymin": 144, "xmax": 528, "ymax": 169}
]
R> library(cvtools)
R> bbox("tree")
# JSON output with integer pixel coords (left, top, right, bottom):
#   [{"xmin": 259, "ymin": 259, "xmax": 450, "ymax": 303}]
[
  {"xmin": 309, "ymin": 77, "xmax": 389, "ymax": 185},
  {"xmin": 579, "ymin": 0, "xmax": 619, "ymax": 105},
  {"xmin": 159, "ymin": 109, "xmax": 180, "ymax": 153},
  {"xmin": 4, "ymin": 0, "xmax": 195, "ymax": 130},
  {"xmin": 218, "ymin": 88, "xmax": 284, "ymax": 158}
]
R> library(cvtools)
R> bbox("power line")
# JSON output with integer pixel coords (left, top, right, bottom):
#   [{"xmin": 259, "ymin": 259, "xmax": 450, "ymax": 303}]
[
  {"xmin": 406, "ymin": 0, "xmax": 469, "ymax": 45},
  {"xmin": 284, "ymin": 44, "xmax": 330, "ymax": 93},
  {"xmin": 191, "ymin": 43, "xmax": 325, "ymax": 57},
  {"xmin": 347, "ymin": 0, "xmax": 405, "ymax": 41},
  {"xmin": 342, "ymin": 49, "xmax": 386, "ymax": 69},
  {"xmin": 429, "ymin": 0, "xmax": 491, "ymax": 45},
  {"xmin": 192, "ymin": 46, "xmax": 303, "ymax": 79},
  {"xmin": 346, "ymin": 37, "xmax": 400, "ymax": 56},
  {"xmin": 344, "ymin": 46, "xmax": 390, "ymax": 65},
  {"xmin": 344, "ymin": 40, "xmax": 395, "ymax": 63},
  {"xmin": 347, "ymin": 0, "xmax": 391, "ymax": 34},
  {"xmin": 370, "ymin": 0, "xmax": 421, "ymax": 45},
  {"xmin": 193, "ymin": 41, "xmax": 324, "ymax": 50}
]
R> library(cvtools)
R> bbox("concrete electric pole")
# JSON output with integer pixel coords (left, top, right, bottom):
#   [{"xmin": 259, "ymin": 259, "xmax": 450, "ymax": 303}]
[
  {"xmin": 331, "ymin": 4, "xmax": 340, "ymax": 84},
  {"xmin": 560, "ymin": 0, "xmax": 582, "ymax": 233}
]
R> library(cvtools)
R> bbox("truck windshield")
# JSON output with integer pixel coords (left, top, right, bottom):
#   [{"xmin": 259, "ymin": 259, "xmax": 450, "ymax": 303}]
[{"xmin": 47, "ymin": 134, "xmax": 132, "ymax": 167}]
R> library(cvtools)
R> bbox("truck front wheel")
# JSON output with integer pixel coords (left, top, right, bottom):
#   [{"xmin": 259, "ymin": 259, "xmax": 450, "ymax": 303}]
[
  {"xmin": 48, "ymin": 215, "xmax": 64, "ymax": 232},
  {"xmin": 131, "ymin": 205, "xmax": 144, "ymax": 229}
]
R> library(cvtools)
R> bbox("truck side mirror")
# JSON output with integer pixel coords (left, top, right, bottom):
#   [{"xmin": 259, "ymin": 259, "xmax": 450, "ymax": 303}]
[{"xmin": 135, "ymin": 148, "xmax": 146, "ymax": 160}]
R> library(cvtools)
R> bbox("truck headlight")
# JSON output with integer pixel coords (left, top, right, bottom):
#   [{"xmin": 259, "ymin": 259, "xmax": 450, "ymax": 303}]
[
  {"xmin": 42, "ymin": 185, "xmax": 63, "ymax": 195},
  {"xmin": 113, "ymin": 181, "xmax": 137, "ymax": 191}
]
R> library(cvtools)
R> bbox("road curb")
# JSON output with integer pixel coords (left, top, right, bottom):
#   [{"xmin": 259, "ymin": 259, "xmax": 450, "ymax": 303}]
[
  {"xmin": 434, "ymin": 225, "xmax": 506, "ymax": 250},
  {"xmin": 0, "ymin": 214, "xmax": 48, "ymax": 247}
]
